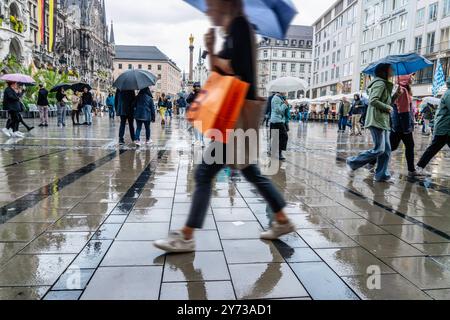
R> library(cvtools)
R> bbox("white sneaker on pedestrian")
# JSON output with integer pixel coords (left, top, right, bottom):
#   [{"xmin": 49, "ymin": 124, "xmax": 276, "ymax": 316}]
[
  {"xmin": 2, "ymin": 128, "xmax": 11, "ymax": 137},
  {"xmin": 154, "ymin": 231, "xmax": 196, "ymax": 253},
  {"xmin": 260, "ymin": 220, "xmax": 296, "ymax": 240},
  {"xmin": 135, "ymin": 141, "xmax": 141, "ymax": 147},
  {"xmin": 13, "ymin": 131, "xmax": 25, "ymax": 138},
  {"xmin": 415, "ymin": 166, "xmax": 431, "ymax": 177}
]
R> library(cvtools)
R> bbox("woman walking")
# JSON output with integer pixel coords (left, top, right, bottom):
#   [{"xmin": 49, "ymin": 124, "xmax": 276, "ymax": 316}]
[
  {"xmin": 416, "ymin": 78, "xmax": 450, "ymax": 175},
  {"xmin": 134, "ymin": 87, "xmax": 156, "ymax": 146},
  {"xmin": 56, "ymin": 87, "xmax": 67, "ymax": 127},
  {"xmin": 155, "ymin": 0, "xmax": 295, "ymax": 253},
  {"xmin": 158, "ymin": 93, "xmax": 167, "ymax": 125},
  {"xmin": 71, "ymin": 92, "xmax": 81, "ymax": 125},
  {"xmin": 347, "ymin": 63, "xmax": 397, "ymax": 182},
  {"xmin": 117, "ymin": 90, "xmax": 136, "ymax": 145}
]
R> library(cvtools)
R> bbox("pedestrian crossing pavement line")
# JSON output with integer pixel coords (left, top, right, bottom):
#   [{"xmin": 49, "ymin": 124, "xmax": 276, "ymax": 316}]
[
  {"xmin": 285, "ymin": 158, "xmax": 450, "ymax": 242},
  {"xmin": 0, "ymin": 149, "xmax": 67, "ymax": 168},
  {"xmin": 0, "ymin": 149, "xmax": 128, "ymax": 224}
]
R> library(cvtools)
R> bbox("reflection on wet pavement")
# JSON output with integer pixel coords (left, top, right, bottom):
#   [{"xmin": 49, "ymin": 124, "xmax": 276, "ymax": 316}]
[{"xmin": 1, "ymin": 116, "xmax": 450, "ymax": 300}]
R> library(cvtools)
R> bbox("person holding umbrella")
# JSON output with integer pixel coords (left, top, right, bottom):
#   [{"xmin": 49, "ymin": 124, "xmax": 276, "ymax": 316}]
[
  {"xmin": 155, "ymin": 0, "xmax": 295, "ymax": 253},
  {"xmin": 134, "ymin": 87, "xmax": 156, "ymax": 146},
  {"xmin": 2, "ymin": 81, "xmax": 23, "ymax": 138},
  {"xmin": 37, "ymin": 84, "xmax": 49, "ymax": 127},
  {"xmin": 71, "ymin": 91, "xmax": 82, "ymax": 126},
  {"xmin": 117, "ymin": 90, "xmax": 137, "ymax": 145},
  {"xmin": 81, "ymin": 87, "xmax": 93, "ymax": 126},
  {"xmin": 347, "ymin": 63, "xmax": 399, "ymax": 182},
  {"xmin": 416, "ymin": 78, "xmax": 450, "ymax": 176}
]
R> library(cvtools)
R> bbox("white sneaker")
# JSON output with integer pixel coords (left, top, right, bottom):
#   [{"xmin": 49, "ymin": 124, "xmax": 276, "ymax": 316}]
[
  {"xmin": 154, "ymin": 231, "xmax": 196, "ymax": 253},
  {"xmin": 12, "ymin": 131, "xmax": 25, "ymax": 138},
  {"xmin": 135, "ymin": 141, "xmax": 141, "ymax": 147},
  {"xmin": 260, "ymin": 220, "xmax": 296, "ymax": 240},
  {"xmin": 415, "ymin": 166, "xmax": 431, "ymax": 177},
  {"xmin": 2, "ymin": 128, "xmax": 11, "ymax": 137}
]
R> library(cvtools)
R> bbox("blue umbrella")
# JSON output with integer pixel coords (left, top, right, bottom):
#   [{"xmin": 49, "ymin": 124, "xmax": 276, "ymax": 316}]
[
  {"xmin": 362, "ymin": 53, "xmax": 433, "ymax": 76},
  {"xmin": 183, "ymin": 0, "xmax": 297, "ymax": 39}
]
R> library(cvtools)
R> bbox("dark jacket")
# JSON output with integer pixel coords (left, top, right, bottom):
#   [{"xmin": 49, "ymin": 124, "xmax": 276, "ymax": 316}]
[
  {"xmin": 265, "ymin": 94, "xmax": 275, "ymax": 117},
  {"xmin": 2, "ymin": 87, "xmax": 22, "ymax": 112},
  {"xmin": 117, "ymin": 90, "xmax": 136, "ymax": 116},
  {"xmin": 82, "ymin": 91, "xmax": 93, "ymax": 106},
  {"xmin": 37, "ymin": 88, "xmax": 49, "ymax": 106},
  {"xmin": 56, "ymin": 91, "xmax": 66, "ymax": 103},
  {"xmin": 134, "ymin": 88, "xmax": 155, "ymax": 122},
  {"xmin": 391, "ymin": 104, "xmax": 414, "ymax": 134},
  {"xmin": 177, "ymin": 97, "xmax": 187, "ymax": 109},
  {"xmin": 349, "ymin": 99, "xmax": 364, "ymax": 115}
]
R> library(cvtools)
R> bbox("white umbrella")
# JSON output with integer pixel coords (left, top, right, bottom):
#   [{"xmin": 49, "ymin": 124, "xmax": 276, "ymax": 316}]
[
  {"xmin": 422, "ymin": 96, "xmax": 441, "ymax": 105},
  {"xmin": 267, "ymin": 77, "xmax": 308, "ymax": 93}
]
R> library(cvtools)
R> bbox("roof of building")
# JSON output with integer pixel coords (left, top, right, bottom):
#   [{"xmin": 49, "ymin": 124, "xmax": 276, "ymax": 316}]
[
  {"xmin": 115, "ymin": 45, "xmax": 170, "ymax": 61},
  {"xmin": 286, "ymin": 25, "xmax": 314, "ymax": 39}
]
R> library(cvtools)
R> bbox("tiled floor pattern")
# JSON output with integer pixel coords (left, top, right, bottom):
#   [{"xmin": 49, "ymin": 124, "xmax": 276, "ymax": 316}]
[{"xmin": 0, "ymin": 116, "xmax": 450, "ymax": 300}]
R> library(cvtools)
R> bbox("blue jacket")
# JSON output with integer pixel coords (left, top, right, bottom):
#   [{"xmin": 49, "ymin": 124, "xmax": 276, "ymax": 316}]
[
  {"xmin": 106, "ymin": 95, "xmax": 115, "ymax": 108},
  {"xmin": 177, "ymin": 97, "xmax": 187, "ymax": 109},
  {"xmin": 270, "ymin": 94, "xmax": 288, "ymax": 124},
  {"xmin": 134, "ymin": 88, "xmax": 155, "ymax": 122}
]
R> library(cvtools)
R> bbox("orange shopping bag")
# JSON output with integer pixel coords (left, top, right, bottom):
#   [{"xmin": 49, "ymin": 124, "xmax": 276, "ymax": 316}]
[{"xmin": 187, "ymin": 72, "xmax": 249, "ymax": 143}]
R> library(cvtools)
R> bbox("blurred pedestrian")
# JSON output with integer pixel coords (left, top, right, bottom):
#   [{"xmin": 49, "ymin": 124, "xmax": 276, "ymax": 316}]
[
  {"xmin": 323, "ymin": 102, "xmax": 330, "ymax": 124},
  {"xmin": 56, "ymin": 87, "xmax": 67, "ymax": 127},
  {"xmin": 81, "ymin": 87, "xmax": 93, "ymax": 126},
  {"xmin": 155, "ymin": 0, "xmax": 294, "ymax": 253},
  {"xmin": 71, "ymin": 91, "xmax": 81, "ymax": 125},
  {"xmin": 158, "ymin": 93, "xmax": 167, "ymax": 125},
  {"xmin": 416, "ymin": 78, "xmax": 450, "ymax": 176},
  {"xmin": 338, "ymin": 97, "xmax": 351, "ymax": 132},
  {"xmin": 106, "ymin": 92, "xmax": 115, "ymax": 119},
  {"xmin": 177, "ymin": 94, "xmax": 187, "ymax": 117},
  {"xmin": 270, "ymin": 92, "xmax": 289, "ymax": 160},
  {"xmin": 2, "ymin": 82, "xmax": 23, "ymax": 138}
]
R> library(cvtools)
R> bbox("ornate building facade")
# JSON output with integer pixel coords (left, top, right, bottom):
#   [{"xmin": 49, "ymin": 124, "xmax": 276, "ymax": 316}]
[{"xmin": 0, "ymin": 0, "xmax": 114, "ymax": 90}]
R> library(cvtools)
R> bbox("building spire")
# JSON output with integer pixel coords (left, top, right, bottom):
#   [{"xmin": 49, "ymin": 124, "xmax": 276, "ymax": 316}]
[{"xmin": 110, "ymin": 20, "xmax": 115, "ymax": 44}]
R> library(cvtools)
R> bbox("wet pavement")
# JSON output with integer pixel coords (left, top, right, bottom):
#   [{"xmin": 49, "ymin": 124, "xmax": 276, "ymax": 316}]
[{"xmin": 0, "ymin": 114, "xmax": 450, "ymax": 300}]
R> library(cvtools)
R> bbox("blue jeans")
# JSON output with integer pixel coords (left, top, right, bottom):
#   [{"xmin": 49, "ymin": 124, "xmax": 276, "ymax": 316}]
[
  {"xmin": 108, "ymin": 106, "xmax": 115, "ymax": 118},
  {"xmin": 57, "ymin": 104, "xmax": 66, "ymax": 126},
  {"xmin": 339, "ymin": 116, "xmax": 348, "ymax": 131},
  {"xmin": 135, "ymin": 120, "xmax": 150, "ymax": 141},
  {"xmin": 302, "ymin": 112, "xmax": 309, "ymax": 122},
  {"xmin": 324, "ymin": 114, "xmax": 329, "ymax": 123},
  {"xmin": 83, "ymin": 105, "xmax": 92, "ymax": 124},
  {"xmin": 347, "ymin": 127, "xmax": 392, "ymax": 181}
]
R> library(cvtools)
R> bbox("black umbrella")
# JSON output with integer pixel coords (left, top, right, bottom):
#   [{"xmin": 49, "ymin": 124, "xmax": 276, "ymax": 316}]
[
  {"xmin": 50, "ymin": 84, "xmax": 72, "ymax": 93},
  {"xmin": 71, "ymin": 83, "xmax": 92, "ymax": 92},
  {"xmin": 113, "ymin": 69, "xmax": 157, "ymax": 91}
]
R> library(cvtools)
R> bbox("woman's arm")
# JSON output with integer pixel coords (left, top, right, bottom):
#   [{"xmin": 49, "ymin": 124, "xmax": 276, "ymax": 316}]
[{"xmin": 209, "ymin": 55, "xmax": 234, "ymax": 75}]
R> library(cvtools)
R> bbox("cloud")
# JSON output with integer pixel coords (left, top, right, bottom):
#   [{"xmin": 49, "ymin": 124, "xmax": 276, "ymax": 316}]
[{"xmin": 106, "ymin": 0, "xmax": 335, "ymax": 71}]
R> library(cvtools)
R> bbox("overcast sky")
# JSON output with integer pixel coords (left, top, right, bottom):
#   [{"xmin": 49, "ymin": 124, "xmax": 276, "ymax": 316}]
[{"xmin": 105, "ymin": 0, "xmax": 335, "ymax": 71}]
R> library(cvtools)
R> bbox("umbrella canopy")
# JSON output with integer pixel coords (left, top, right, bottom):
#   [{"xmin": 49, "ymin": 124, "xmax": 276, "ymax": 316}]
[
  {"xmin": 267, "ymin": 77, "xmax": 308, "ymax": 93},
  {"xmin": 113, "ymin": 69, "xmax": 157, "ymax": 91},
  {"xmin": 422, "ymin": 96, "xmax": 441, "ymax": 105},
  {"xmin": 50, "ymin": 84, "xmax": 72, "ymax": 93},
  {"xmin": 183, "ymin": 0, "xmax": 297, "ymax": 39},
  {"xmin": 362, "ymin": 53, "xmax": 433, "ymax": 76},
  {"xmin": 0, "ymin": 73, "xmax": 35, "ymax": 84},
  {"xmin": 71, "ymin": 83, "xmax": 92, "ymax": 92}
]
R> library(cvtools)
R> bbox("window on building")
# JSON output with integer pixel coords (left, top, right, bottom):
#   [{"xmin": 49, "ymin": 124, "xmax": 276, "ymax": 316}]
[
  {"xmin": 426, "ymin": 32, "xmax": 436, "ymax": 53},
  {"xmin": 291, "ymin": 64, "xmax": 296, "ymax": 72},
  {"xmin": 158, "ymin": 65, "xmax": 162, "ymax": 71},
  {"xmin": 380, "ymin": 22, "xmax": 387, "ymax": 37},
  {"xmin": 332, "ymin": 52, "xmax": 336, "ymax": 64},
  {"xmin": 381, "ymin": 0, "xmax": 387, "ymax": 14},
  {"xmin": 128, "ymin": 64, "xmax": 132, "ymax": 69},
  {"xmin": 281, "ymin": 63, "xmax": 287, "ymax": 72},
  {"xmin": 148, "ymin": 65, "xmax": 152, "ymax": 70},
  {"xmin": 263, "ymin": 50, "xmax": 268, "ymax": 58},
  {"xmin": 416, "ymin": 8, "xmax": 425, "ymax": 26},
  {"xmin": 369, "ymin": 48, "xmax": 375, "ymax": 62},
  {"xmin": 387, "ymin": 42, "xmax": 394, "ymax": 55},
  {"xmin": 118, "ymin": 64, "xmax": 123, "ymax": 69},
  {"xmin": 441, "ymin": 27, "xmax": 450, "ymax": 51},
  {"xmin": 272, "ymin": 63, "xmax": 277, "ymax": 71},
  {"xmin": 429, "ymin": 2, "xmax": 438, "ymax": 22},
  {"xmin": 273, "ymin": 50, "xmax": 278, "ymax": 57},
  {"xmin": 301, "ymin": 51, "xmax": 305, "ymax": 59},
  {"xmin": 331, "ymin": 68, "xmax": 335, "ymax": 80},
  {"xmin": 363, "ymin": 30, "xmax": 368, "ymax": 44},
  {"xmin": 336, "ymin": 67, "xmax": 340, "ymax": 78},
  {"xmin": 282, "ymin": 50, "xmax": 287, "ymax": 58},
  {"xmin": 414, "ymin": 36, "xmax": 423, "ymax": 53},
  {"xmin": 291, "ymin": 51, "xmax": 296, "ymax": 58},
  {"xmin": 336, "ymin": 50, "xmax": 341, "ymax": 62},
  {"xmin": 138, "ymin": 64, "xmax": 142, "ymax": 69},
  {"xmin": 444, "ymin": 0, "xmax": 450, "ymax": 17},
  {"xmin": 300, "ymin": 64, "xmax": 305, "ymax": 73},
  {"xmin": 399, "ymin": 14, "xmax": 407, "ymax": 30},
  {"xmin": 397, "ymin": 39, "xmax": 406, "ymax": 53},
  {"xmin": 389, "ymin": 18, "xmax": 396, "ymax": 34}
]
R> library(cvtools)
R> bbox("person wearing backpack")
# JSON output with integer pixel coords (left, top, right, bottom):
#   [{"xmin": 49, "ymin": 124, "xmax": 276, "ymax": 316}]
[{"xmin": 347, "ymin": 63, "xmax": 400, "ymax": 182}]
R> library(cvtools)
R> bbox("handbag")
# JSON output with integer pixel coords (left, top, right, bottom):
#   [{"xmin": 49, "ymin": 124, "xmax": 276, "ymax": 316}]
[{"xmin": 187, "ymin": 71, "xmax": 249, "ymax": 143}]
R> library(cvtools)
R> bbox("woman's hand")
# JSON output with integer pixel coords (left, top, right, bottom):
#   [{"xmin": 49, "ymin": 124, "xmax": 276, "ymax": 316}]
[{"xmin": 205, "ymin": 28, "xmax": 215, "ymax": 54}]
